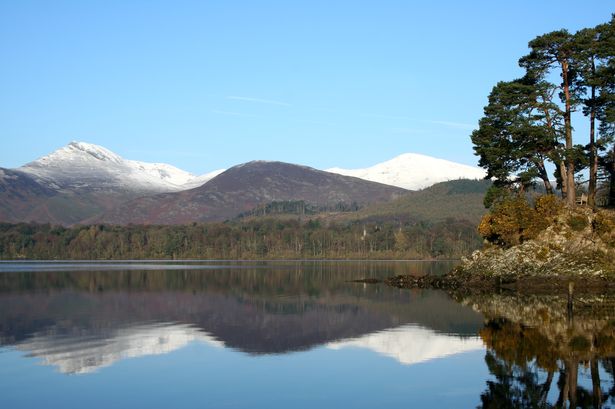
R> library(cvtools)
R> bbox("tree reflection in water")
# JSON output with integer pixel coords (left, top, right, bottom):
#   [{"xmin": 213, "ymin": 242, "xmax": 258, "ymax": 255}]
[{"xmin": 463, "ymin": 289, "xmax": 615, "ymax": 408}]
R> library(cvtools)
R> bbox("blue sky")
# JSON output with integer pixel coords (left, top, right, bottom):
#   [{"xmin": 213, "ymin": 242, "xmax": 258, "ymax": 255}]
[{"xmin": 1, "ymin": 1, "xmax": 613, "ymax": 174}]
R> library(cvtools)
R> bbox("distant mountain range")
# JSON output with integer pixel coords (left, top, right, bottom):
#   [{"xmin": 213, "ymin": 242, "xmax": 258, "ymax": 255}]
[
  {"xmin": 0, "ymin": 141, "xmax": 487, "ymax": 225},
  {"xmin": 327, "ymin": 153, "xmax": 486, "ymax": 190},
  {"xmin": 91, "ymin": 161, "xmax": 407, "ymax": 224}
]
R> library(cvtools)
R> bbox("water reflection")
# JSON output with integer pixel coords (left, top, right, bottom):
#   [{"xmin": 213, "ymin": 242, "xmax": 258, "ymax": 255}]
[
  {"xmin": 0, "ymin": 262, "xmax": 482, "ymax": 375},
  {"xmin": 15, "ymin": 323, "xmax": 223, "ymax": 375},
  {"xmin": 327, "ymin": 325, "xmax": 483, "ymax": 365},
  {"xmin": 458, "ymin": 291, "xmax": 615, "ymax": 408},
  {"xmin": 7, "ymin": 262, "xmax": 615, "ymax": 407}
]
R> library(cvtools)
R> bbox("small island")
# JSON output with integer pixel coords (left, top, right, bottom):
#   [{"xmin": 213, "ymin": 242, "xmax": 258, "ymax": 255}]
[
  {"xmin": 388, "ymin": 15, "xmax": 615, "ymax": 292},
  {"xmin": 387, "ymin": 197, "xmax": 615, "ymax": 291}
]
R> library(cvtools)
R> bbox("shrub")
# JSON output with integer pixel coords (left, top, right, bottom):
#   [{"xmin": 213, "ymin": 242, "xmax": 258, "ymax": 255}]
[
  {"xmin": 568, "ymin": 335, "xmax": 591, "ymax": 352},
  {"xmin": 478, "ymin": 195, "xmax": 560, "ymax": 247},
  {"xmin": 478, "ymin": 196, "xmax": 541, "ymax": 247},
  {"xmin": 534, "ymin": 195, "xmax": 563, "ymax": 222},
  {"xmin": 567, "ymin": 215, "xmax": 588, "ymax": 232},
  {"xmin": 593, "ymin": 211, "xmax": 615, "ymax": 247}
]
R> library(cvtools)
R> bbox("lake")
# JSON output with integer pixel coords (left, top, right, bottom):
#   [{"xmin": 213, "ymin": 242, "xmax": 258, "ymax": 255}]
[{"xmin": 0, "ymin": 260, "xmax": 613, "ymax": 408}]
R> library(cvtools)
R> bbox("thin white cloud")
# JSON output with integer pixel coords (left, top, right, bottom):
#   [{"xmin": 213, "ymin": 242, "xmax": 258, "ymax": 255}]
[
  {"xmin": 211, "ymin": 110, "xmax": 260, "ymax": 118},
  {"xmin": 390, "ymin": 127, "xmax": 430, "ymax": 134},
  {"xmin": 362, "ymin": 113, "xmax": 413, "ymax": 121},
  {"xmin": 362, "ymin": 113, "xmax": 475, "ymax": 131},
  {"xmin": 226, "ymin": 96, "xmax": 291, "ymax": 107},
  {"xmin": 429, "ymin": 120, "xmax": 476, "ymax": 130}
]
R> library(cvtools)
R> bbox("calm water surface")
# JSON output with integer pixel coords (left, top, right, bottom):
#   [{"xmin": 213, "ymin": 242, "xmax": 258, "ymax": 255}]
[{"xmin": 0, "ymin": 260, "xmax": 614, "ymax": 408}]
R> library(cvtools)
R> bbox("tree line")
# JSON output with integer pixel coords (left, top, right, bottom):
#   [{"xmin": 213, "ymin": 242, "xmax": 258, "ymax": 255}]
[
  {"xmin": 472, "ymin": 15, "xmax": 615, "ymax": 207},
  {"xmin": 0, "ymin": 217, "xmax": 481, "ymax": 260},
  {"xmin": 235, "ymin": 200, "xmax": 361, "ymax": 219}
]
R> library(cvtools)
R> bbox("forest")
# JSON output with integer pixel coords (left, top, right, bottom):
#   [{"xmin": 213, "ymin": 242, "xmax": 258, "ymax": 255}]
[{"xmin": 0, "ymin": 217, "xmax": 481, "ymax": 260}]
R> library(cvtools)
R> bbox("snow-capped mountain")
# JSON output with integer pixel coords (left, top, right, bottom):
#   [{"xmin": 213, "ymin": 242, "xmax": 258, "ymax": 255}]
[
  {"xmin": 1, "ymin": 141, "xmax": 488, "ymax": 225},
  {"xmin": 15, "ymin": 143, "xmax": 483, "ymax": 194},
  {"xmin": 327, "ymin": 325, "xmax": 483, "ymax": 366},
  {"xmin": 180, "ymin": 168, "xmax": 226, "ymax": 189},
  {"xmin": 16, "ymin": 323, "xmax": 483, "ymax": 374},
  {"xmin": 16, "ymin": 323, "xmax": 224, "ymax": 374},
  {"xmin": 19, "ymin": 141, "xmax": 222, "ymax": 193},
  {"xmin": 326, "ymin": 153, "xmax": 486, "ymax": 190}
]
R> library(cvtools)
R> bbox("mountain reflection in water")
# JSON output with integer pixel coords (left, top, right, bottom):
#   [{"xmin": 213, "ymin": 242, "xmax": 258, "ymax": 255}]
[
  {"xmin": 0, "ymin": 262, "xmax": 482, "ymax": 375},
  {"xmin": 3, "ymin": 262, "xmax": 615, "ymax": 408}
]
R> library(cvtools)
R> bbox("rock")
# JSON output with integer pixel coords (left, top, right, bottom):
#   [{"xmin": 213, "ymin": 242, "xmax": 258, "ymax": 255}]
[{"xmin": 455, "ymin": 206, "xmax": 615, "ymax": 283}]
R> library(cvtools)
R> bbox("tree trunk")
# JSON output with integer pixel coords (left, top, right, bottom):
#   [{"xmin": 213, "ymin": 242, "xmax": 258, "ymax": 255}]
[
  {"xmin": 589, "ymin": 127, "xmax": 598, "ymax": 207},
  {"xmin": 560, "ymin": 160, "xmax": 569, "ymax": 199},
  {"xmin": 591, "ymin": 358, "xmax": 602, "ymax": 408},
  {"xmin": 539, "ymin": 103, "xmax": 558, "ymax": 196},
  {"xmin": 562, "ymin": 60, "xmax": 576, "ymax": 206},
  {"xmin": 568, "ymin": 358, "xmax": 578, "ymax": 408},
  {"xmin": 588, "ymin": 60, "xmax": 598, "ymax": 207},
  {"xmin": 539, "ymin": 370, "xmax": 555, "ymax": 405},
  {"xmin": 536, "ymin": 160, "xmax": 553, "ymax": 194},
  {"xmin": 610, "ymin": 150, "xmax": 615, "ymax": 208},
  {"xmin": 558, "ymin": 366, "xmax": 571, "ymax": 408}
]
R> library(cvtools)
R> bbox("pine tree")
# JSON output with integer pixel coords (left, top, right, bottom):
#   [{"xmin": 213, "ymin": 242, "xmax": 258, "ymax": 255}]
[
  {"xmin": 471, "ymin": 77, "xmax": 561, "ymax": 195},
  {"xmin": 519, "ymin": 30, "xmax": 580, "ymax": 205}
]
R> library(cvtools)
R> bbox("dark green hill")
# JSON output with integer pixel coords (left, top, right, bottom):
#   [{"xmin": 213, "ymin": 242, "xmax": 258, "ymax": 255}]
[
  {"xmin": 234, "ymin": 179, "xmax": 491, "ymax": 226},
  {"xmin": 93, "ymin": 161, "xmax": 407, "ymax": 225},
  {"xmin": 351, "ymin": 179, "xmax": 491, "ymax": 225}
]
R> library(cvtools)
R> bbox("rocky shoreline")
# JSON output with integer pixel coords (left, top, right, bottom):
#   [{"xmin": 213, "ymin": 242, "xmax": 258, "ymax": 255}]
[
  {"xmin": 383, "ymin": 272, "xmax": 615, "ymax": 294},
  {"xmin": 378, "ymin": 205, "xmax": 615, "ymax": 294}
]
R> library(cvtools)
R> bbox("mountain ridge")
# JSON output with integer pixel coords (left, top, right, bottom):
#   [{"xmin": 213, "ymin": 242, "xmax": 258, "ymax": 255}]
[
  {"xmin": 19, "ymin": 141, "xmax": 222, "ymax": 193},
  {"xmin": 93, "ymin": 160, "xmax": 408, "ymax": 224},
  {"xmin": 11, "ymin": 141, "xmax": 486, "ymax": 192},
  {"xmin": 326, "ymin": 152, "xmax": 486, "ymax": 190},
  {"xmin": 1, "ymin": 141, "xmax": 489, "ymax": 225}
]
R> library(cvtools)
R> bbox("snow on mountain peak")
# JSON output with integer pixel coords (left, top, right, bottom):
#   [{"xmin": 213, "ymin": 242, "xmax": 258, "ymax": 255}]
[
  {"xmin": 327, "ymin": 325, "xmax": 483, "ymax": 366},
  {"xmin": 16, "ymin": 323, "xmax": 225, "ymax": 374},
  {"xmin": 14, "ymin": 142, "xmax": 485, "ymax": 195},
  {"xmin": 66, "ymin": 141, "xmax": 123, "ymax": 163},
  {"xmin": 326, "ymin": 153, "xmax": 486, "ymax": 190},
  {"xmin": 19, "ymin": 141, "xmax": 220, "ymax": 192}
]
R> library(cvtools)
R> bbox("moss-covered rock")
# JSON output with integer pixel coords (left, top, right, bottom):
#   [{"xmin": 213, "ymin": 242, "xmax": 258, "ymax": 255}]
[{"xmin": 456, "ymin": 203, "xmax": 615, "ymax": 283}]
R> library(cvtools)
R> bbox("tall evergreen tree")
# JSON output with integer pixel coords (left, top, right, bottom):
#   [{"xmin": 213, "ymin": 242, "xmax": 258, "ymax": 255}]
[
  {"xmin": 595, "ymin": 16, "xmax": 615, "ymax": 206},
  {"xmin": 473, "ymin": 15, "xmax": 615, "ymax": 207},
  {"xmin": 471, "ymin": 77, "xmax": 561, "ymax": 195},
  {"xmin": 574, "ymin": 18, "xmax": 615, "ymax": 207},
  {"xmin": 519, "ymin": 30, "xmax": 580, "ymax": 205},
  {"xmin": 574, "ymin": 27, "xmax": 601, "ymax": 206}
]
